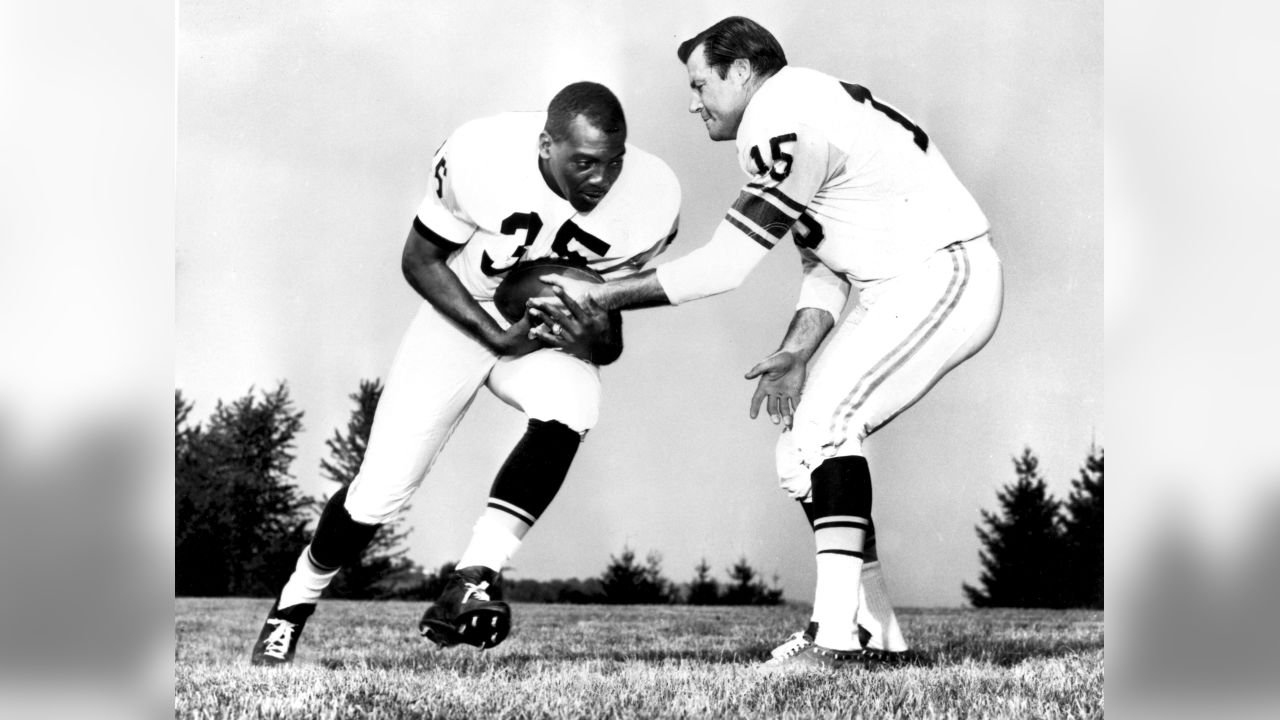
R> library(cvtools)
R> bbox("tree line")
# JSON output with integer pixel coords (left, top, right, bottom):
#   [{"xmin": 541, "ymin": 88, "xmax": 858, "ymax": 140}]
[
  {"xmin": 390, "ymin": 549, "xmax": 783, "ymax": 606},
  {"xmin": 963, "ymin": 445, "xmax": 1104, "ymax": 609},
  {"xmin": 175, "ymin": 380, "xmax": 782, "ymax": 605}
]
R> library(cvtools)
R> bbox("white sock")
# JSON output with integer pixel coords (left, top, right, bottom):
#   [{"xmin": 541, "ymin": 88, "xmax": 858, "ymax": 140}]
[
  {"xmin": 810, "ymin": 514, "xmax": 868, "ymax": 651},
  {"xmin": 856, "ymin": 561, "xmax": 908, "ymax": 651},
  {"xmin": 812, "ymin": 553, "xmax": 863, "ymax": 651},
  {"xmin": 456, "ymin": 513, "xmax": 525, "ymax": 573},
  {"xmin": 277, "ymin": 546, "xmax": 339, "ymax": 609}
]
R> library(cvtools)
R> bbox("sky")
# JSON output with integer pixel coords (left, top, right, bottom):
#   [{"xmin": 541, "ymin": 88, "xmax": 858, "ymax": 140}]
[{"xmin": 176, "ymin": 0, "xmax": 1102, "ymax": 607}]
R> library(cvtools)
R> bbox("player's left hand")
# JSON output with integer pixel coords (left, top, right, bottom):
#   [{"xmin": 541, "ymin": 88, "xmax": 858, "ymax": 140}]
[
  {"xmin": 745, "ymin": 350, "xmax": 807, "ymax": 428},
  {"xmin": 527, "ymin": 286, "xmax": 610, "ymax": 363}
]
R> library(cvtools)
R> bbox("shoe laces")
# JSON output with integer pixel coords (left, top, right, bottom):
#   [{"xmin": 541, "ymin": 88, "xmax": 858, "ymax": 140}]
[
  {"xmin": 461, "ymin": 580, "xmax": 491, "ymax": 604},
  {"xmin": 262, "ymin": 618, "xmax": 296, "ymax": 660},
  {"xmin": 770, "ymin": 629, "xmax": 812, "ymax": 660}
]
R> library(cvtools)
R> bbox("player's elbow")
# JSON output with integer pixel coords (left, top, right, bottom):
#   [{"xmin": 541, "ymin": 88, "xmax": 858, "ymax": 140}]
[
  {"xmin": 400, "ymin": 251, "xmax": 425, "ymax": 293},
  {"xmin": 400, "ymin": 247, "xmax": 420, "ymax": 284},
  {"xmin": 401, "ymin": 226, "xmax": 448, "ymax": 288}
]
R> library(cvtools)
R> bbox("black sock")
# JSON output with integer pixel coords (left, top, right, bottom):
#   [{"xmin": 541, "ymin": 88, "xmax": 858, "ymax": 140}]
[
  {"xmin": 485, "ymin": 419, "xmax": 582, "ymax": 524},
  {"xmin": 308, "ymin": 485, "xmax": 380, "ymax": 571}
]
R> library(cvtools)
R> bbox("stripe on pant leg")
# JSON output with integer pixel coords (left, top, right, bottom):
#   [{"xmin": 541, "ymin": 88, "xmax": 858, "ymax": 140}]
[
  {"xmin": 825, "ymin": 244, "xmax": 972, "ymax": 451},
  {"xmin": 862, "ymin": 247, "xmax": 979, "ymax": 437}
]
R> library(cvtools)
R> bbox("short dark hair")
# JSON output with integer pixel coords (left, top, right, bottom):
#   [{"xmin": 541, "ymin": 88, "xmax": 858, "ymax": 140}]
[
  {"xmin": 545, "ymin": 81, "xmax": 626, "ymax": 141},
  {"xmin": 677, "ymin": 16, "xmax": 787, "ymax": 79}
]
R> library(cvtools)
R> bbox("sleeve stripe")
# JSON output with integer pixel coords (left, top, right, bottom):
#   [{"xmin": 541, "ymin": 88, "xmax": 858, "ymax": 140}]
[
  {"xmin": 745, "ymin": 181, "xmax": 808, "ymax": 214},
  {"xmin": 732, "ymin": 191, "xmax": 800, "ymax": 239},
  {"xmin": 413, "ymin": 216, "xmax": 465, "ymax": 250},
  {"xmin": 727, "ymin": 207, "xmax": 790, "ymax": 245},
  {"xmin": 725, "ymin": 213, "xmax": 778, "ymax": 250}
]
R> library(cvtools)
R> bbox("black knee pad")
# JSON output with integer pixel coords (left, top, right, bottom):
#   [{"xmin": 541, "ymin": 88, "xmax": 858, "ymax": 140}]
[
  {"xmin": 810, "ymin": 455, "xmax": 872, "ymax": 519},
  {"xmin": 489, "ymin": 419, "xmax": 581, "ymax": 522},
  {"xmin": 308, "ymin": 485, "xmax": 380, "ymax": 570}
]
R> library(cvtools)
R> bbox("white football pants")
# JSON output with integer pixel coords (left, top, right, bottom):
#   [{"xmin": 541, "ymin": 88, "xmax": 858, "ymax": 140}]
[
  {"xmin": 345, "ymin": 302, "xmax": 600, "ymax": 525},
  {"xmin": 776, "ymin": 235, "xmax": 1004, "ymax": 500}
]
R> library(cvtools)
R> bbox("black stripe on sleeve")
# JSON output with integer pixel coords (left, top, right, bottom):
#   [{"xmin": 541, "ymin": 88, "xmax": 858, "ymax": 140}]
[
  {"xmin": 746, "ymin": 182, "xmax": 808, "ymax": 215},
  {"xmin": 732, "ymin": 191, "xmax": 798, "ymax": 239},
  {"xmin": 726, "ymin": 214, "xmax": 777, "ymax": 250},
  {"xmin": 413, "ymin": 216, "xmax": 465, "ymax": 250}
]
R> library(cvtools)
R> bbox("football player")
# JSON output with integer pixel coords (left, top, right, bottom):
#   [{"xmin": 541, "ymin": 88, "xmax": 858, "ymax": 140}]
[
  {"xmin": 250, "ymin": 82, "xmax": 680, "ymax": 665},
  {"xmin": 541, "ymin": 18, "xmax": 1003, "ymax": 670}
]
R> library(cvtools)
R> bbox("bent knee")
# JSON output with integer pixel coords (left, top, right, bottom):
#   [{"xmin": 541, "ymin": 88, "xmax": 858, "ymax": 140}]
[
  {"xmin": 344, "ymin": 477, "xmax": 413, "ymax": 525},
  {"xmin": 491, "ymin": 351, "xmax": 601, "ymax": 433},
  {"xmin": 775, "ymin": 427, "xmax": 864, "ymax": 501}
]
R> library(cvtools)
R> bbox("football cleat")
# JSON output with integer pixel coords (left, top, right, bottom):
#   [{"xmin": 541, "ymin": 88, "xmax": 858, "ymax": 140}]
[
  {"xmin": 759, "ymin": 642, "xmax": 865, "ymax": 673},
  {"xmin": 418, "ymin": 566, "xmax": 511, "ymax": 649},
  {"xmin": 860, "ymin": 646, "xmax": 924, "ymax": 667},
  {"xmin": 855, "ymin": 620, "xmax": 919, "ymax": 666},
  {"xmin": 768, "ymin": 620, "xmax": 818, "ymax": 663},
  {"xmin": 250, "ymin": 600, "xmax": 315, "ymax": 666}
]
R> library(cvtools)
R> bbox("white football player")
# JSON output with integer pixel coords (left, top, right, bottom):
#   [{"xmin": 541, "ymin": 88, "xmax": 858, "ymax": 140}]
[
  {"xmin": 251, "ymin": 82, "xmax": 680, "ymax": 665},
  {"xmin": 542, "ymin": 18, "xmax": 1003, "ymax": 670}
]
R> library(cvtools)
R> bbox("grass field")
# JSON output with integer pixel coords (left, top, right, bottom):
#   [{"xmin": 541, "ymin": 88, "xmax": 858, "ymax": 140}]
[{"xmin": 176, "ymin": 598, "xmax": 1103, "ymax": 719}]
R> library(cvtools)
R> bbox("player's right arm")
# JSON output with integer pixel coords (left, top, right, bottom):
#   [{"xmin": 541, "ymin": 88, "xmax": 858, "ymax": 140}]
[
  {"xmin": 405, "ymin": 135, "xmax": 538, "ymax": 356},
  {"xmin": 549, "ymin": 125, "xmax": 831, "ymax": 311},
  {"xmin": 401, "ymin": 223, "xmax": 538, "ymax": 356}
]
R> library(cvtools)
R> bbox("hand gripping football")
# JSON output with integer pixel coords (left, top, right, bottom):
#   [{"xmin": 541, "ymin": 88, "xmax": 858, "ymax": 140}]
[{"xmin": 493, "ymin": 259, "xmax": 605, "ymax": 323}]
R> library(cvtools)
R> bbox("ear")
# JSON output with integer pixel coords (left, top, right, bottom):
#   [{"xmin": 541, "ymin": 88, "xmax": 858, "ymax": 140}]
[
  {"xmin": 729, "ymin": 58, "xmax": 753, "ymax": 85},
  {"xmin": 538, "ymin": 130, "xmax": 553, "ymax": 159}
]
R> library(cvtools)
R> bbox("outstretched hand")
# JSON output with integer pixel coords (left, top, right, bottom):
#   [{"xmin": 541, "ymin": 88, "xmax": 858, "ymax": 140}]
[{"xmin": 745, "ymin": 350, "xmax": 807, "ymax": 428}]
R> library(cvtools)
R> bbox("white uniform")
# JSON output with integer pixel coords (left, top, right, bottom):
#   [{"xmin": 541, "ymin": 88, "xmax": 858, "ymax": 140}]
[
  {"xmin": 657, "ymin": 67, "xmax": 1003, "ymax": 501},
  {"xmin": 345, "ymin": 112, "xmax": 680, "ymax": 525}
]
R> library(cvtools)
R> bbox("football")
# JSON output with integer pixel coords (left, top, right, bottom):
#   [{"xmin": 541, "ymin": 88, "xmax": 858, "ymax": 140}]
[{"xmin": 493, "ymin": 259, "xmax": 605, "ymax": 323}]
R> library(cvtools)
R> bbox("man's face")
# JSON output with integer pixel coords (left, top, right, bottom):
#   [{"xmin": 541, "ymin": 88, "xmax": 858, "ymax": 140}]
[
  {"xmin": 539, "ymin": 115, "xmax": 626, "ymax": 213},
  {"xmin": 686, "ymin": 46, "xmax": 750, "ymax": 141}
]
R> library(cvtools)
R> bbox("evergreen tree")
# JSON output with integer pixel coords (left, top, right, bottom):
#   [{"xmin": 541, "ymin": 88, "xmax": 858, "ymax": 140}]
[
  {"xmin": 175, "ymin": 390, "xmax": 200, "ymax": 491},
  {"xmin": 963, "ymin": 447, "xmax": 1068, "ymax": 608},
  {"xmin": 721, "ymin": 556, "xmax": 784, "ymax": 605},
  {"xmin": 175, "ymin": 384, "xmax": 314, "ymax": 596},
  {"xmin": 600, "ymin": 547, "xmax": 673, "ymax": 604},
  {"xmin": 318, "ymin": 379, "xmax": 422, "ymax": 599},
  {"xmin": 1061, "ymin": 445, "xmax": 1104, "ymax": 608},
  {"xmin": 686, "ymin": 557, "xmax": 721, "ymax": 605}
]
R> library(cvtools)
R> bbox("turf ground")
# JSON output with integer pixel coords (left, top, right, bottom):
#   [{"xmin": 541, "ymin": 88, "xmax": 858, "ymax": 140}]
[{"xmin": 176, "ymin": 598, "xmax": 1103, "ymax": 719}]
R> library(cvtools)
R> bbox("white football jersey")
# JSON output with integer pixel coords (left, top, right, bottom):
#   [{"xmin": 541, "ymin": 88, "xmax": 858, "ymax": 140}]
[
  {"xmin": 415, "ymin": 112, "xmax": 681, "ymax": 300},
  {"xmin": 730, "ymin": 67, "xmax": 989, "ymax": 282}
]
